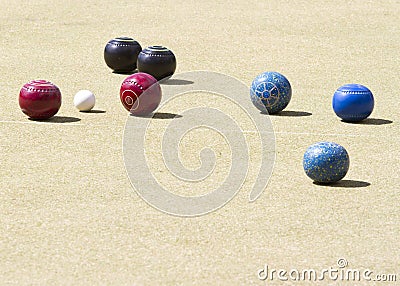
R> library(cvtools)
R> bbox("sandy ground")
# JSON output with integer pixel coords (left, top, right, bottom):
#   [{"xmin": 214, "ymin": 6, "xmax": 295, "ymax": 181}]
[{"xmin": 0, "ymin": 0, "xmax": 399, "ymax": 285}]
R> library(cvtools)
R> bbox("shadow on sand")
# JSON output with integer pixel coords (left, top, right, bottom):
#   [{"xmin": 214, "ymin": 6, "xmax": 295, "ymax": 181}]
[
  {"xmin": 29, "ymin": 116, "xmax": 81, "ymax": 123},
  {"xmin": 314, "ymin": 179, "xmax": 371, "ymax": 188},
  {"xmin": 271, "ymin": 110, "xmax": 312, "ymax": 117},
  {"xmin": 342, "ymin": 118, "xmax": 393, "ymax": 125},
  {"xmin": 160, "ymin": 78, "xmax": 194, "ymax": 86},
  {"xmin": 80, "ymin": 109, "xmax": 106, "ymax": 114},
  {"xmin": 130, "ymin": 112, "xmax": 182, "ymax": 119}
]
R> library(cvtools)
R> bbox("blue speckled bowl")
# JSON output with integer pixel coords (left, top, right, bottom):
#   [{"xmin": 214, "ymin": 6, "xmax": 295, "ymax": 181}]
[
  {"xmin": 303, "ymin": 142, "xmax": 350, "ymax": 183},
  {"xmin": 250, "ymin": 71, "xmax": 292, "ymax": 114}
]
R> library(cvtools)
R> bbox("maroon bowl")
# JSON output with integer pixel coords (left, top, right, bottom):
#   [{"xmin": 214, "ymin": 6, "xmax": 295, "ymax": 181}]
[
  {"xmin": 120, "ymin": 72, "xmax": 162, "ymax": 116},
  {"xmin": 19, "ymin": 80, "xmax": 62, "ymax": 120}
]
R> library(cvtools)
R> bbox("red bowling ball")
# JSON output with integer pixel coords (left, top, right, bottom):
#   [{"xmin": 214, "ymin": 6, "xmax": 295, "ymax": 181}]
[
  {"xmin": 19, "ymin": 80, "xmax": 62, "ymax": 120},
  {"xmin": 120, "ymin": 72, "xmax": 162, "ymax": 116}
]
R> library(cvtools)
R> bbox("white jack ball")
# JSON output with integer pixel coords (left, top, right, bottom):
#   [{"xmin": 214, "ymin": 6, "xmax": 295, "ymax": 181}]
[{"xmin": 74, "ymin": 90, "xmax": 96, "ymax": 111}]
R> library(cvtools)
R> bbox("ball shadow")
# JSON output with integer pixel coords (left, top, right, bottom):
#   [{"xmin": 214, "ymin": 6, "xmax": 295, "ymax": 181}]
[
  {"xmin": 313, "ymin": 179, "xmax": 370, "ymax": 188},
  {"xmin": 130, "ymin": 112, "xmax": 182, "ymax": 119},
  {"xmin": 112, "ymin": 70, "xmax": 138, "ymax": 75},
  {"xmin": 342, "ymin": 118, "xmax": 393, "ymax": 125},
  {"xmin": 152, "ymin": 112, "xmax": 183, "ymax": 119},
  {"xmin": 260, "ymin": 110, "xmax": 312, "ymax": 117},
  {"xmin": 29, "ymin": 116, "xmax": 81, "ymax": 123},
  {"xmin": 80, "ymin": 109, "xmax": 106, "ymax": 114},
  {"xmin": 271, "ymin": 110, "xmax": 312, "ymax": 117},
  {"xmin": 160, "ymin": 78, "xmax": 194, "ymax": 86}
]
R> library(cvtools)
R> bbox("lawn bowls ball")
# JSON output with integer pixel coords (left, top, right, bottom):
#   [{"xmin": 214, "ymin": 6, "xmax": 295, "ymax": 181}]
[
  {"xmin": 137, "ymin": 46, "xmax": 176, "ymax": 81},
  {"xmin": 303, "ymin": 142, "xmax": 350, "ymax": 184},
  {"xmin": 74, "ymin": 90, "xmax": 96, "ymax": 111},
  {"xmin": 104, "ymin": 37, "xmax": 142, "ymax": 73},
  {"xmin": 250, "ymin": 71, "xmax": 292, "ymax": 114},
  {"xmin": 120, "ymin": 72, "xmax": 162, "ymax": 116},
  {"xmin": 19, "ymin": 80, "xmax": 62, "ymax": 120},
  {"xmin": 332, "ymin": 83, "xmax": 374, "ymax": 122}
]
